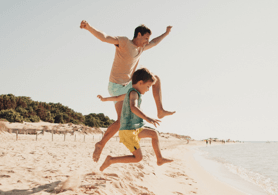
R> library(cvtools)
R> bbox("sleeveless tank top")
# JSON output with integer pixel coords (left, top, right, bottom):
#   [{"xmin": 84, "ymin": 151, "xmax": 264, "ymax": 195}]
[{"xmin": 119, "ymin": 88, "xmax": 145, "ymax": 130}]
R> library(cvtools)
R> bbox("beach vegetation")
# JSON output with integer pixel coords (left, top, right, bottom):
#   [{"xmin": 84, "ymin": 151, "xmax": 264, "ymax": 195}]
[
  {"xmin": 0, "ymin": 109, "xmax": 24, "ymax": 122},
  {"xmin": 0, "ymin": 94, "xmax": 114, "ymax": 128},
  {"xmin": 85, "ymin": 113, "xmax": 114, "ymax": 128}
]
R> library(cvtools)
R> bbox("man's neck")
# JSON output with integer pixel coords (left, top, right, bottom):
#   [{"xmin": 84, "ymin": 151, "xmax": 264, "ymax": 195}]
[{"xmin": 132, "ymin": 38, "xmax": 141, "ymax": 47}]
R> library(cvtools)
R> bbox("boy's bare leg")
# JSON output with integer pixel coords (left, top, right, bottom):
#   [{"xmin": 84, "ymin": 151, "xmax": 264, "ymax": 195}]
[
  {"xmin": 100, "ymin": 149, "xmax": 143, "ymax": 171},
  {"xmin": 93, "ymin": 101, "xmax": 123, "ymax": 162},
  {"xmin": 152, "ymin": 75, "xmax": 176, "ymax": 119},
  {"xmin": 138, "ymin": 128, "xmax": 173, "ymax": 165}
]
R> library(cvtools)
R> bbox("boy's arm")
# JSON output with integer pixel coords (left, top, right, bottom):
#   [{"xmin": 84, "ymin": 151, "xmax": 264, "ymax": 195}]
[
  {"xmin": 144, "ymin": 26, "xmax": 172, "ymax": 51},
  {"xmin": 80, "ymin": 20, "xmax": 119, "ymax": 45},
  {"xmin": 97, "ymin": 94, "xmax": 126, "ymax": 102},
  {"xmin": 129, "ymin": 91, "xmax": 161, "ymax": 127}
]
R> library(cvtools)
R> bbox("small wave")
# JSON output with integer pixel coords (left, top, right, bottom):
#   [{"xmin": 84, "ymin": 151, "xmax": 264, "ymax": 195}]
[{"xmin": 225, "ymin": 163, "xmax": 278, "ymax": 195}]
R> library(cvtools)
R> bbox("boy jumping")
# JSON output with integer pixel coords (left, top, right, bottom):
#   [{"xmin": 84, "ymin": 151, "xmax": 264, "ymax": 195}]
[{"xmin": 98, "ymin": 68, "xmax": 173, "ymax": 171}]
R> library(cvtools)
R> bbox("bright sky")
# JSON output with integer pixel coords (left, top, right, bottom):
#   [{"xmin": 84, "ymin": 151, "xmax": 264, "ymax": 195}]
[{"xmin": 1, "ymin": 0, "xmax": 277, "ymax": 141}]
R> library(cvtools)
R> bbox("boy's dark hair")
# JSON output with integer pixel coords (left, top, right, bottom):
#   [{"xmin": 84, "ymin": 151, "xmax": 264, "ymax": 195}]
[
  {"xmin": 133, "ymin": 25, "xmax": 152, "ymax": 39},
  {"xmin": 132, "ymin": 68, "xmax": 156, "ymax": 84}
]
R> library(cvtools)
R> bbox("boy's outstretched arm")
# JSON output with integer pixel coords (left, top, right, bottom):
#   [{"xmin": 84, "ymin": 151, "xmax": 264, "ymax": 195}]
[
  {"xmin": 80, "ymin": 20, "xmax": 119, "ymax": 45},
  {"xmin": 97, "ymin": 94, "xmax": 126, "ymax": 102},
  {"xmin": 129, "ymin": 91, "xmax": 161, "ymax": 127},
  {"xmin": 144, "ymin": 26, "xmax": 172, "ymax": 51}
]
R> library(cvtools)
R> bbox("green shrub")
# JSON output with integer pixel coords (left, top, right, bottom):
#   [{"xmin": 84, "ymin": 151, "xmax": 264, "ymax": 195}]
[
  {"xmin": 0, "ymin": 94, "xmax": 114, "ymax": 127},
  {"xmin": 85, "ymin": 114, "xmax": 101, "ymax": 127},
  {"xmin": 0, "ymin": 109, "xmax": 23, "ymax": 122},
  {"xmin": 29, "ymin": 115, "xmax": 40, "ymax": 122}
]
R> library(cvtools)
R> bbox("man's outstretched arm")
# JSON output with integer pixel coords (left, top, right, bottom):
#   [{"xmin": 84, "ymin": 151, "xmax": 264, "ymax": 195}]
[
  {"xmin": 144, "ymin": 26, "xmax": 172, "ymax": 51},
  {"xmin": 80, "ymin": 20, "xmax": 119, "ymax": 45}
]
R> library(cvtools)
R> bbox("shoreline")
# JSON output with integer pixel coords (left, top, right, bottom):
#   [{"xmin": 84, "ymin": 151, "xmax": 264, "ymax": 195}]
[
  {"xmin": 192, "ymin": 144, "xmax": 267, "ymax": 195},
  {"xmin": 176, "ymin": 143, "xmax": 248, "ymax": 195},
  {"xmin": 194, "ymin": 143, "xmax": 274, "ymax": 195}
]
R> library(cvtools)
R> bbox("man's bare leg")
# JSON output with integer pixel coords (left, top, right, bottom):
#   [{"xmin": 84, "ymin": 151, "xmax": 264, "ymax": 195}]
[
  {"xmin": 93, "ymin": 101, "xmax": 123, "ymax": 162},
  {"xmin": 152, "ymin": 75, "xmax": 176, "ymax": 119},
  {"xmin": 138, "ymin": 128, "xmax": 173, "ymax": 165}
]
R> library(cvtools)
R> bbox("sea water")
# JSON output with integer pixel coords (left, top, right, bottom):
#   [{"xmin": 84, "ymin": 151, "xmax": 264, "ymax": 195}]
[{"xmin": 194, "ymin": 142, "xmax": 278, "ymax": 195}]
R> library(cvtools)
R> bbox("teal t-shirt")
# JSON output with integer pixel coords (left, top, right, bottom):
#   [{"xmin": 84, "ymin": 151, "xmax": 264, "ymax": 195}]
[{"xmin": 119, "ymin": 88, "xmax": 145, "ymax": 130}]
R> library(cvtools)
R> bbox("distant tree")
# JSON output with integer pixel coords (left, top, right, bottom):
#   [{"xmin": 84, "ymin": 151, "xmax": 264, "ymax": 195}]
[
  {"xmin": 0, "ymin": 109, "xmax": 23, "ymax": 122},
  {"xmin": 54, "ymin": 113, "xmax": 64, "ymax": 123},
  {"xmin": 15, "ymin": 106, "xmax": 29, "ymax": 118},
  {"xmin": 85, "ymin": 114, "xmax": 101, "ymax": 127},
  {"xmin": 29, "ymin": 115, "xmax": 40, "ymax": 122},
  {"xmin": 44, "ymin": 111, "xmax": 54, "ymax": 123},
  {"xmin": 84, "ymin": 113, "xmax": 114, "ymax": 128},
  {"xmin": 0, "ymin": 94, "xmax": 114, "ymax": 126}
]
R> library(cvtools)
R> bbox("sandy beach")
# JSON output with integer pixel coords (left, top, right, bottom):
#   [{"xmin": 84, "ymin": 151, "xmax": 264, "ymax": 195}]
[{"xmin": 0, "ymin": 122, "xmax": 246, "ymax": 195}]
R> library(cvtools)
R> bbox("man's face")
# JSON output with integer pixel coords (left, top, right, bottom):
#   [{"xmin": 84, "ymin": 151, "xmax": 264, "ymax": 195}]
[{"xmin": 138, "ymin": 33, "xmax": 150, "ymax": 47}]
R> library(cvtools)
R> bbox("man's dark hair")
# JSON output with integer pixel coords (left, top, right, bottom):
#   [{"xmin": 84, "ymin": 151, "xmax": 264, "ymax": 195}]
[
  {"xmin": 132, "ymin": 68, "xmax": 156, "ymax": 84},
  {"xmin": 133, "ymin": 25, "xmax": 152, "ymax": 39}
]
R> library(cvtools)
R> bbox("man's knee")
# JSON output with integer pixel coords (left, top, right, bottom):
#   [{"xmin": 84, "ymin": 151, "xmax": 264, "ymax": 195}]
[
  {"xmin": 104, "ymin": 120, "xmax": 120, "ymax": 137},
  {"xmin": 109, "ymin": 119, "xmax": 120, "ymax": 129},
  {"xmin": 154, "ymin": 75, "xmax": 160, "ymax": 83},
  {"xmin": 152, "ymin": 130, "xmax": 159, "ymax": 139},
  {"xmin": 155, "ymin": 75, "xmax": 159, "ymax": 80},
  {"xmin": 115, "ymin": 120, "xmax": 121, "ymax": 128}
]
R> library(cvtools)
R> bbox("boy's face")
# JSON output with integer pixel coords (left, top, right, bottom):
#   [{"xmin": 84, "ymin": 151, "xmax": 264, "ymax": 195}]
[
  {"xmin": 138, "ymin": 80, "xmax": 154, "ymax": 95},
  {"xmin": 138, "ymin": 33, "xmax": 150, "ymax": 47}
]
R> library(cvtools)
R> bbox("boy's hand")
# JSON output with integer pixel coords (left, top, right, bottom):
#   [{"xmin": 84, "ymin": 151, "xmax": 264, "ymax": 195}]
[
  {"xmin": 166, "ymin": 26, "xmax": 172, "ymax": 35},
  {"xmin": 146, "ymin": 117, "xmax": 161, "ymax": 128},
  {"xmin": 80, "ymin": 20, "xmax": 90, "ymax": 30},
  {"xmin": 97, "ymin": 95, "xmax": 105, "ymax": 102}
]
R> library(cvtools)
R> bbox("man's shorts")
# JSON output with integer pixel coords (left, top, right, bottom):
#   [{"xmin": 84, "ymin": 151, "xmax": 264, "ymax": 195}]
[
  {"xmin": 108, "ymin": 82, "xmax": 132, "ymax": 104},
  {"xmin": 119, "ymin": 128, "xmax": 144, "ymax": 153}
]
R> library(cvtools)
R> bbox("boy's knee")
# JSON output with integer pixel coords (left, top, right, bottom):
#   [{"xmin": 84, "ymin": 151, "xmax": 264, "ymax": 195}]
[
  {"xmin": 135, "ymin": 154, "xmax": 143, "ymax": 162},
  {"xmin": 134, "ymin": 150, "xmax": 143, "ymax": 162}
]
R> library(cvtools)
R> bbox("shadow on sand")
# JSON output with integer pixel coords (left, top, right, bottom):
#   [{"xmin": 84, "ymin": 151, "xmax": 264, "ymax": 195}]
[{"xmin": 0, "ymin": 181, "xmax": 61, "ymax": 195}]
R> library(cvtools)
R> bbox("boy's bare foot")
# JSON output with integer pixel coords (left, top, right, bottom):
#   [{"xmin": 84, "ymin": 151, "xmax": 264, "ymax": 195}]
[
  {"xmin": 100, "ymin": 155, "xmax": 112, "ymax": 172},
  {"xmin": 158, "ymin": 110, "xmax": 176, "ymax": 119},
  {"xmin": 93, "ymin": 142, "xmax": 103, "ymax": 162},
  {"xmin": 157, "ymin": 158, "xmax": 173, "ymax": 166}
]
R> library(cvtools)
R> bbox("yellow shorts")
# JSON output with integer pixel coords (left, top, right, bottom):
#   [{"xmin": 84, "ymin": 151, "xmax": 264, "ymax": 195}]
[{"xmin": 119, "ymin": 128, "xmax": 144, "ymax": 153}]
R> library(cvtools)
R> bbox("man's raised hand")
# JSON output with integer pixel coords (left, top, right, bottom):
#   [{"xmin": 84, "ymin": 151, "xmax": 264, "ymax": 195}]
[
  {"xmin": 166, "ymin": 26, "xmax": 172, "ymax": 35},
  {"xmin": 80, "ymin": 20, "xmax": 89, "ymax": 29}
]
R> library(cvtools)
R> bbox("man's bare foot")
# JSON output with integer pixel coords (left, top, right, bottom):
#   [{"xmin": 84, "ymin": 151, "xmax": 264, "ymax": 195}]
[
  {"xmin": 158, "ymin": 110, "xmax": 176, "ymax": 119},
  {"xmin": 157, "ymin": 158, "xmax": 173, "ymax": 166},
  {"xmin": 93, "ymin": 142, "xmax": 103, "ymax": 162},
  {"xmin": 100, "ymin": 155, "xmax": 112, "ymax": 172}
]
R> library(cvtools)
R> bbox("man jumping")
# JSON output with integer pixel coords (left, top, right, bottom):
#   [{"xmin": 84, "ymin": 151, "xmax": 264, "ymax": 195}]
[{"xmin": 80, "ymin": 20, "xmax": 175, "ymax": 162}]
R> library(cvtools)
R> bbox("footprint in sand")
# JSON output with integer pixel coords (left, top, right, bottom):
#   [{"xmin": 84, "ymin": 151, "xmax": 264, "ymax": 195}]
[
  {"xmin": 0, "ymin": 175, "xmax": 11, "ymax": 178},
  {"xmin": 173, "ymin": 192, "xmax": 184, "ymax": 195},
  {"xmin": 104, "ymin": 173, "xmax": 119, "ymax": 178}
]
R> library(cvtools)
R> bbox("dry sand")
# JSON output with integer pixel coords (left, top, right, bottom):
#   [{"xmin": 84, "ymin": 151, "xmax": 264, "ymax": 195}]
[{"xmin": 0, "ymin": 122, "xmax": 247, "ymax": 195}]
